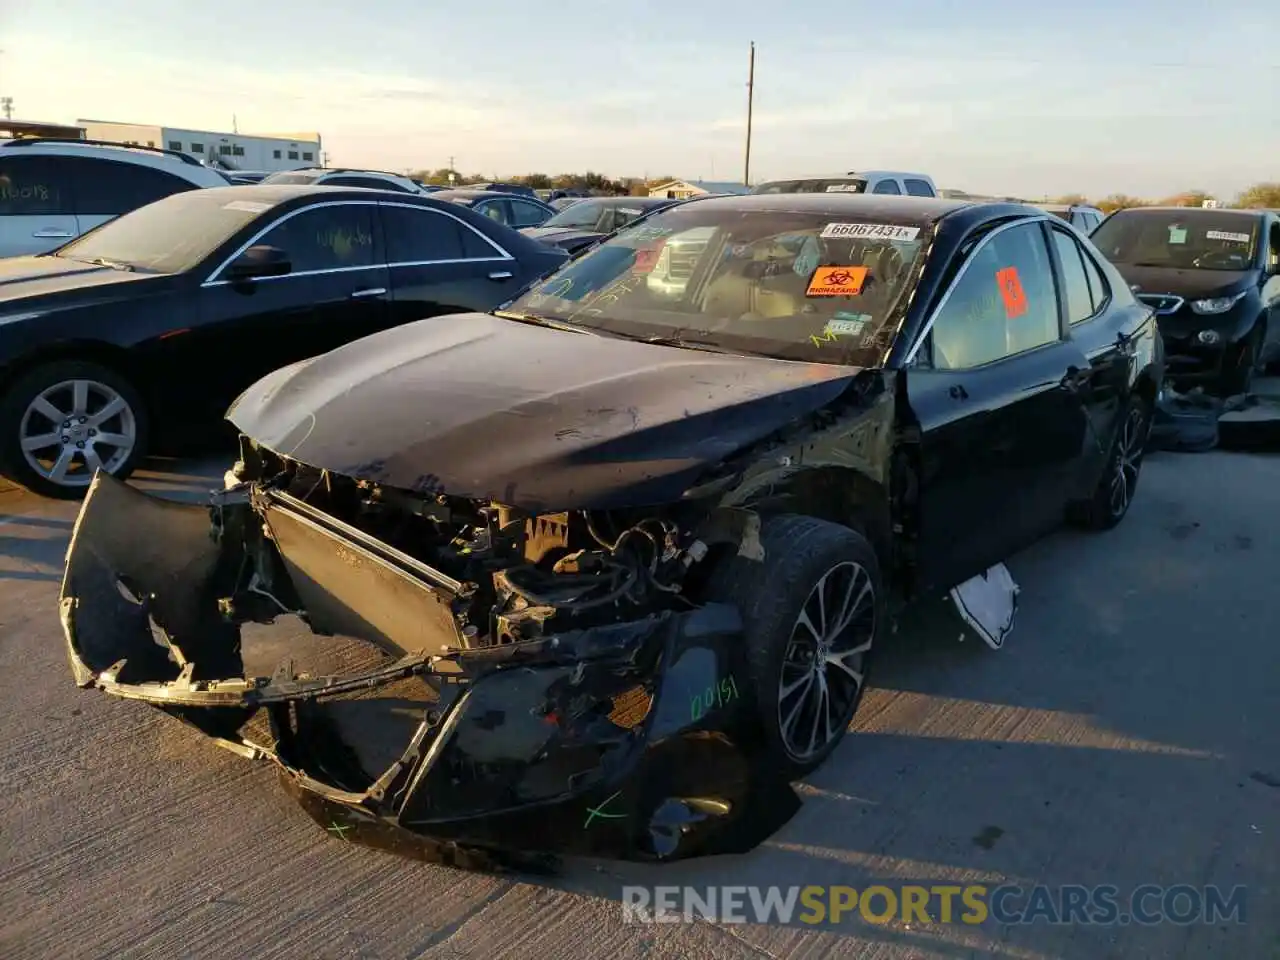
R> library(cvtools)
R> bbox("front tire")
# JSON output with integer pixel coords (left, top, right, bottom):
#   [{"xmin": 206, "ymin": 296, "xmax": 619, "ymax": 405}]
[
  {"xmin": 1222, "ymin": 326, "xmax": 1263, "ymax": 396},
  {"xmin": 0, "ymin": 359, "xmax": 149, "ymax": 499},
  {"xmin": 706, "ymin": 514, "xmax": 884, "ymax": 778},
  {"xmin": 1068, "ymin": 395, "xmax": 1150, "ymax": 531}
]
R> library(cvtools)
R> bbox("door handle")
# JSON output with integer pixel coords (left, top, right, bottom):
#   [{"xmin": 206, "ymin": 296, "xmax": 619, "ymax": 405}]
[
  {"xmin": 1060, "ymin": 365, "xmax": 1088, "ymax": 391},
  {"xmin": 349, "ymin": 287, "xmax": 387, "ymax": 299},
  {"xmin": 488, "ymin": 270, "xmax": 514, "ymax": 280},
  {"xmin": 948, "ymin": 384, "xmax": 969, "ymax": 400},
  {"xmin": 33, "ymin": 228, "xmax": 75, "ymax": 239}
]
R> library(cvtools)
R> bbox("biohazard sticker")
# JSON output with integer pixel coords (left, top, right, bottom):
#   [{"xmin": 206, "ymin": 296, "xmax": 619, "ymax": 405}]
[
  {"xmin": 1206, "ymin": 230, "xmax": 1250, "ymax": 244},
  {"xmin": 820, "ymin": 222, "xmax": 920, "ymax": 242},
  {"xmin": 996, "ymin": 266, "xmax": 1028, "ymax": 319},
  {"xmin": 806, "ymin": 265, "xmax": 869, "ymax": 297}
]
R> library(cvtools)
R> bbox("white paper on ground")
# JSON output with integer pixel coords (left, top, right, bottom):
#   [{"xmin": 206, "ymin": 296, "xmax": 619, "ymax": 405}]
[{"xmin": 949, "ymin": 563, "xmax": 1020, "ymax": 650}]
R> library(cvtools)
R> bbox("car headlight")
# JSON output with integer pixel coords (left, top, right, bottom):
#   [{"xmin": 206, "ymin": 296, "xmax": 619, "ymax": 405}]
[
  {"xmin": 1196, "ymin": 329, "xmax": 1222, "ymax": 346},
  {"xmin": 1190, "ymin": 292, "xmax": 1246, "ymax": 315}
]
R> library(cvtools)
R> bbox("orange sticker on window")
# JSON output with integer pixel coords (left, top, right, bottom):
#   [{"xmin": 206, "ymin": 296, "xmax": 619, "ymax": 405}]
[
  {"xmin": 805, "ymin": 265, "xmax": 869, "ymax": 297},
  {"xmin": 633, "ymin": 242, "xmax": 664, "ymax": 273},
  {"xmin": 996, "ymin": 266, "xmax": 1027, "ymax": 318}
]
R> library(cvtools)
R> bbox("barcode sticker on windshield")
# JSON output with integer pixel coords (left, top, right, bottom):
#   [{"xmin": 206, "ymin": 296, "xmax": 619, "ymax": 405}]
[
  {"xmin": 1206, "ymin": 230, "xmax": 1250, "ymax": 244},
  {"xmin": 223, "ymin": 200, "xmax": 272, "ymax": 213},
  {"xmin": 821, "ymin": 222, "xmax": 920, "ymax": 241}
]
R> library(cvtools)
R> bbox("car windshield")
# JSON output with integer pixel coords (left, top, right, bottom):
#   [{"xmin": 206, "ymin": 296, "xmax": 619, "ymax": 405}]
[
  {"xmin": 542, "ymin": 200, "xmax": 651, "ymax": 232},
  {"xmin": 751, "ymin": 178, "xmax": 868, "ymax": 195},
  {"xmin": 52, "ymin": 191, "xmax": 271, "ymax": 273},
  {"xmin": 504, "ymin": 204, "xmax": 929, "ymax": 366},
  {"xmin": 1092, "ymin": 210, "xmax": 1260, "ymax": 271}
]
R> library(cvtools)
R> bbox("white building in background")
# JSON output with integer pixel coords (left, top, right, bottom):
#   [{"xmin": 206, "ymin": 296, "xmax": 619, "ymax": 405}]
[{"xmin": 77, "ymin": 119, "xmax": 322, "ymax": 173}]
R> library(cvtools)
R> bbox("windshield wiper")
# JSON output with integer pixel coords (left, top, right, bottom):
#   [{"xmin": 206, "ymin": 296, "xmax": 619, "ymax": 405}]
[
  {"xmin": 641, "ymin": 335, "xmax": 774, "ymax": 358},
  {"xmin": 493, "ymin": 310, "xmax": 592, "ymax": 334},
  {"xmin": 79, "ymin": 257, "xmax": 135, "ymax": 272}
]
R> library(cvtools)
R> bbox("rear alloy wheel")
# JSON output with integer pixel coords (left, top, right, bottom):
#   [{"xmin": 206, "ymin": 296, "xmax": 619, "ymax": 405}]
[
  {"xmin": 0, "ymin": 360, "xmax": 148, "ymax": 499},
  {"xmin": 1069, "ymin": 397, "xmax": 1150, "ymax": 531},
  {"xmin": 706, "ymin": 514, "xmax": 884, "ymax": 778}
]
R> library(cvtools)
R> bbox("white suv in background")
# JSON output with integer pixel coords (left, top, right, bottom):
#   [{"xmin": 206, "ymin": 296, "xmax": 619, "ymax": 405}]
[
  {"xmin": 750, "ymin": 170, "xmax": 938, "ymax": 198},
  {"xmin": 260, "ymin": 167, "xmax": 434, "ymax": 195},
  {"xmin": 0, "ymin": 138, "xmax": 230, "ymax": 258}
]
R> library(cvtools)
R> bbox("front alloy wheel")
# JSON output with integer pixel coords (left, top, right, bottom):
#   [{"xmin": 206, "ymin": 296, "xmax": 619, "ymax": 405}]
[
  {"xmin": 705, "ymin": 513, "xmax": 885, "ymax": 778},
  {"xmin": 0, "ymin": 359, "xmax": 149, "ymax": 498},
  {"xmin": 777, "ymin": 560, "xmax": 875, "ymax": 764}
]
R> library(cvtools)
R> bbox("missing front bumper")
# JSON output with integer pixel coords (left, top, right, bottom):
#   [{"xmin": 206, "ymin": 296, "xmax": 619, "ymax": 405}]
[{"xmin": 59, "ymin": 474, "xmax": 799, "ymax": 869}]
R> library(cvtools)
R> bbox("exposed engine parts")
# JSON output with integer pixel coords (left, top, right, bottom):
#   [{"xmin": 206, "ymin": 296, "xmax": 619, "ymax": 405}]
[{"xmin": 236, "ymin": 454, "xmax": 710, "ymax": 649}]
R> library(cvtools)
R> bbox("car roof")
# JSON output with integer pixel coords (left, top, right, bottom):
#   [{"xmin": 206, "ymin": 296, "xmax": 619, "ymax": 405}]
[
  {"xmin": 1109, "ymin": 206, "xmax": 1264, "ymax": 219},
  {"xmin": 561, "ymin": 196, "xmax": 671, "ymax": 207},
  {"xmin": 182, "ymin": 184, "xmax": 433, "ymax": 206},
  {"xmin": 431, "ymin": 189, "xmax": 526, "ymax": 203},
  {"xmin": 678, "ymin": 192, "xmax": 977, "ymax": 225},
  {"xmin": 0, "ymin": 138, "xmax": 228, "ymax": 185},
  {"xmin": 1034, "ymin": 203, "xmax": 1101, "ymax": 213}
]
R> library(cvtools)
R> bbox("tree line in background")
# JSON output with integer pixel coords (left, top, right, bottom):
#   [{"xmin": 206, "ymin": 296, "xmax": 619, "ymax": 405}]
[
  {"xmin": 1031, "ymin": 183, "xmax": 1280, "ymax": 212},
  {"xmin": 411, "ymin": 168, "xmax": 666, "ymax": 195},
  {"xmin": 410, "ymin": 169, "xmax": 1280, "ymax": 209}
]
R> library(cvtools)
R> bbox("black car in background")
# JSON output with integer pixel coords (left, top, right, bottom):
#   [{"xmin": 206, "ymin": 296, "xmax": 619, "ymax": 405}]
[
  {"xmin": 431, "ymin": 189, "xmax": 557, "ymax": 229},
  {"xmin": 1091, "ymin": 206, "xmax": 1280, "ymax": 393},
  {"xmin": 464, "ymin": 181, "xmax": 537, "ymax": 198},
  {"xmin": 62, "ymin": 196, "xmax": 1163, "ymax": 870},
  {"xmin": 519, "ymin": 196, "xmax": 681, "ymax": 255},
  {"xmin": 0, "ymin": 185, "xmax": 568, "ymax": 497}
]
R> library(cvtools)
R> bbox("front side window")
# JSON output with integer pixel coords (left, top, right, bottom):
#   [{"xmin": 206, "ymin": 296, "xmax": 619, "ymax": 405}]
[
  {"xmin": 380, "ymin": 205, "xmax": 468, "ymax": 262},
  {"xmin": 0, "ymin": 156, "xmax": 73, "ymax": 215},
  {"xmin": 68, "ymin": 157, "xmax": 197, "ymax": 216},
  {"xmin": 1091, "ymin": 210, "xmax": 1259, "ymax": 271},
  {"xmin": 872, "ymin": 180, "xmax": 902, "ymax": 195},
  {"xmin": 476, "ymin": 199, "xmax": 510, "ymax": 225},
  {"xmin": 542, "ymin": 199, "xmax": 611, "ymax": 231},
  {"xmin": 508, "ymin": 205, "xmax": 930, "ymax": 366},
  {"xmin": 259, "ymin": 204, "xmax": 376, "ymax": 273},
  {"xmin": 929, "ymin": 221, "xmax": 1059, "ymax": 369}
]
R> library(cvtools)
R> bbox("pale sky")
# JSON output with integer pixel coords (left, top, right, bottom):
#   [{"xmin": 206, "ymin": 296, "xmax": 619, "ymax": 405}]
[{"xmin": 2, "ymin": 0, "xmax": 1277, "ymax": 199}]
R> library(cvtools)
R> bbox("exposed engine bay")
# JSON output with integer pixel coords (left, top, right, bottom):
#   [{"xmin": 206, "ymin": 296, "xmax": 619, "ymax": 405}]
[{"xmin": 226, "ymin": 439, "xmax": 716, "ymax": 654}]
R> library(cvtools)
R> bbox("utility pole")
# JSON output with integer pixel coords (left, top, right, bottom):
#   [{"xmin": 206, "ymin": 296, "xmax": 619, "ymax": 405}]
[
  {"xmin": 0, "ymin": 98, "xmax": 12, "ymax": 122},
  {"xmin": 744, "ymin": 42, "xmax": 755, "ymax": 187}
]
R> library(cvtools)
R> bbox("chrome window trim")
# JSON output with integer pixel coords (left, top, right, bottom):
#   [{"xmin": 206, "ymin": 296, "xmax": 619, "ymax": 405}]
[
  {"xmin": 202, "ymin": 199, "xmax": 513, "ymax": 287},
  {"xmin": 903, "ymin": 213, "xmax": 1056, "ymax": 367}
]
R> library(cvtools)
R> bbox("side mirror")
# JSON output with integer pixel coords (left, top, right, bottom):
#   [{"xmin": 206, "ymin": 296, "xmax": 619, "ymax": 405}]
[{"xmin": 227, "ymin": 244, "xmax": 291, "ymax": 281}]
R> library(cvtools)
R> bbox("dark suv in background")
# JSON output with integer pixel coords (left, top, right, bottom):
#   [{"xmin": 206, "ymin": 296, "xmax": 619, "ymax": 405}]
[{"xmin": 1091, "ymin": 206, "xmax": 1280, "ymax": 394}]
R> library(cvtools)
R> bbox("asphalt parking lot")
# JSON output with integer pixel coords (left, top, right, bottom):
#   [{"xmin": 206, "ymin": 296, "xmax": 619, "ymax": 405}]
[{"xmin": 1, "ymin": 449, "xmax": 1277, "ymax": 960}]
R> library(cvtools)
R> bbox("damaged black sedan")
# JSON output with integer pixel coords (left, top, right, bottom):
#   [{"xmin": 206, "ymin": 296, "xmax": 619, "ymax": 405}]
[{"xmin": 61, "ymin": 194, "xmax": 1163, "ymax": 870}]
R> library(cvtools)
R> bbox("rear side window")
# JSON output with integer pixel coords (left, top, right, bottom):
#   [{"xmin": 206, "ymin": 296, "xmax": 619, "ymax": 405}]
[
  {"xmin": 68, "ymin": 158, "xmax": 197, "ymax": 216},
  {"xmin": 476, "ymin": 199, "xmax": 511, "ymax": 225},
  {"xmin": 508, "ymin": 199, "xmax": 550, "ymax": 227},
  {"xmin": 380, "ymin": 205, "xmax": 468, "ymax": 262},
  {"xmin": 872, "ymin": 180, "xmax": 902, "ymax": 195},
  {"xmin": 904, "ymin": 179, "xmax": 934, "ymax": 197},
  {"xmin": 1050, "ymin": 228, "xmax": 1094, "ymax": 324},
  {"xmin": 1079, "ymin": 246, "xmax": 1111, "ymax": 313},
  {"xmin": 0, "ymin": 156, "xmax": 73, "ymax": 215}
]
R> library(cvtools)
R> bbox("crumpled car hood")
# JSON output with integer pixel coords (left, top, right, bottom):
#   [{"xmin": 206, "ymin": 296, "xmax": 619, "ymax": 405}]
[{"xmin": 227, "ymin": 312, "xmax": 862, "ymax": 511}]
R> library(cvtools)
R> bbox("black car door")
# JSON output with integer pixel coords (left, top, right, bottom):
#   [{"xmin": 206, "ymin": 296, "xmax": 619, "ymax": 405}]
[
  {"xmin": 1046, "ymin": 224, "xmax": 1142, "ymax": 497},
  {"xmin": 185, "ymin": 200, "xmax": 390, "ymax": 421},
  {"xmin": 906, "ymin": 218, "xmax": 1093, "ymax": 592},
  {"xmin": 377, "ymin": 200, "xmax": 529, "ymax": 324}
]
